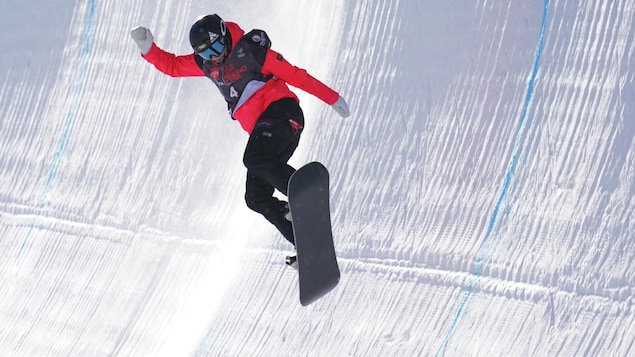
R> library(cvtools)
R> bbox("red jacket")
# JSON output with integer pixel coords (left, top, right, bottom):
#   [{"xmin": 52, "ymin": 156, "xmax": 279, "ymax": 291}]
[{"xmin": 141, "ymin": 22, "xmax": 340, "ymax": 133}]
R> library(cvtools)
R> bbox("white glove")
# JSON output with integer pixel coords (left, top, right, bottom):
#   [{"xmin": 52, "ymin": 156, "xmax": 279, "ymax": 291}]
[
  {"xmin": 130, "ymin": 26, "xmax": 154, "ymax": 55},
  {"xmin": 331, "ymin": 96, "xmax": 350, "ymax": 118}
]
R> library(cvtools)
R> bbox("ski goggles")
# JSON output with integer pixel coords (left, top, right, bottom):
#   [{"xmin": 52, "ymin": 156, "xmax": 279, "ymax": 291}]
[{"xmin": 196, "ymin": 39, "xmax": 225, "ymax": 60}]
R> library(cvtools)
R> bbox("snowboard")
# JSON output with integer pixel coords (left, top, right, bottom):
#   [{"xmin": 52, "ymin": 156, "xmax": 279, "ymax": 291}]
[{"xmin": 287, "ymin": 162, "xmax": 340, "ymax": 306}]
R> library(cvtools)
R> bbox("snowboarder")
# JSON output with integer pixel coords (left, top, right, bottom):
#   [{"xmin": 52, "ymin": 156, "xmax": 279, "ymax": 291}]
[{"xmin": 130, "ymin": 14, "xmax": 350, "ymax": 257}]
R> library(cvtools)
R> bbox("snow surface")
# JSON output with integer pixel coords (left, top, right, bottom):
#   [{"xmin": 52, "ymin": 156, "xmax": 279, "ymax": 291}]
[{"xmin": 1, "ymin": 0, "xmax": 634, "ymax": 356}]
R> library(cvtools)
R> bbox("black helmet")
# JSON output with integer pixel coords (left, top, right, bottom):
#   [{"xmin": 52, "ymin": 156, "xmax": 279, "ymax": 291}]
[{"xmin": 189, "ymin": 14, "xmax": 232, "ymax": 62}]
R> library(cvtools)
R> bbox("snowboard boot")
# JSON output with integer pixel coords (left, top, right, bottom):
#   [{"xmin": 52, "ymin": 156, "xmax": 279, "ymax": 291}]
[
  {"xmin": 285, "ymin": 254, "xmax": 298, "ymax": 270},
  {"xmin": 284, "ymin": 203, "xmax": 292, "ymax": 222}
]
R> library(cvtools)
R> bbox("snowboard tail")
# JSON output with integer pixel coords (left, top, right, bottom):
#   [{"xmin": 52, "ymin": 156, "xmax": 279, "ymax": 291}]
[{"xmin": 287, "ymin": 162, "xmax": 340, "ymax": 306}]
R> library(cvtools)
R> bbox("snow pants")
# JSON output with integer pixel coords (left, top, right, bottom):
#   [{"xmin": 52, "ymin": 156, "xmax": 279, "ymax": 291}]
[{"xmin": 243, "ymin": 98, "xmax": 304, "ymax": 245}]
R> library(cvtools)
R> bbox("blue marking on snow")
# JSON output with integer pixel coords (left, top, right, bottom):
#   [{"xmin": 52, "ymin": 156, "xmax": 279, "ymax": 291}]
[
  {"xmin": 16, "ymin": 0, "xmax": 97, "ymax": 259},
  {"xmin": 435, "ymin": 1, "xmax": 550, "ymax": 355}
]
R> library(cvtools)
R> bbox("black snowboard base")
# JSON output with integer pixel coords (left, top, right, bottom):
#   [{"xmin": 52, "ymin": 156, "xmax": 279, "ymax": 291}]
[{"xmin": 287, "ymin": 162, "xmax": 340, "ymax": 306}]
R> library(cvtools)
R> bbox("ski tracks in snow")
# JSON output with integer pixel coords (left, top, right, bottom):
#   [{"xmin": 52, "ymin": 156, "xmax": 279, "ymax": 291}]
[
  {"xmin": 2, "ymin": 0, "xmax": 635, "ymax": 355},
  {"xmin": 435, "ymin": 1, "xmax": 551, "ymax": 354},
  {"xmin": 318, "ymin": 0, "xmax": 635, "ymax": 355}
]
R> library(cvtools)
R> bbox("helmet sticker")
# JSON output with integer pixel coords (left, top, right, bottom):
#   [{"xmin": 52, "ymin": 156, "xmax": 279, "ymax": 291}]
[{"xmin": 208, "ymin": 31, "xmax": 219, "ymax": 43}]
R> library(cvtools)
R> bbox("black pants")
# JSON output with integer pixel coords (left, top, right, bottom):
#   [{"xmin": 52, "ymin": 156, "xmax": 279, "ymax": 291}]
[{"xmin": 243, "ymin": 98, "xmax": 304, "ymax": 245}]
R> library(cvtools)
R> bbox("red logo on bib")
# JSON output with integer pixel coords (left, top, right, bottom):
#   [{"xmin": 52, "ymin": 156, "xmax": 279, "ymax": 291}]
[{"xmin": 209, "ymin": 69, "xmax": 220, "ymax": 81}]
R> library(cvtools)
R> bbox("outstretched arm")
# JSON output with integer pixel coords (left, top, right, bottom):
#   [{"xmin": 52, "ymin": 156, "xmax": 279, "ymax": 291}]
[
  {"xmin": 131, "ymin": 26, "xmax": 205, "ymax": 78},
  {"xmin": 263, "ymin": 50, "xmax": 350, "ymax": 117}
]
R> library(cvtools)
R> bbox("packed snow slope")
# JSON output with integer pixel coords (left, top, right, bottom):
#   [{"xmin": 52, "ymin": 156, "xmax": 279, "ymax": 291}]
[{"xmin": 1, "ymin": 0, "xmax": 634, "ymax": 356}]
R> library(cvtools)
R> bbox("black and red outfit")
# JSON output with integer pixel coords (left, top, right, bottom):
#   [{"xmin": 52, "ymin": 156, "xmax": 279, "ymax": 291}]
[{"xmin": 140, "ymin": 22, "xmax": 341, "ymax": 244}]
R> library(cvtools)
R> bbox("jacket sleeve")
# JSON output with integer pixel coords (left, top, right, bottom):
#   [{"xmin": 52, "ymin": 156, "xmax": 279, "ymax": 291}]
[
  {"xmin": 262, "ymin": 50, "xmax": 340, "ymax": 105},
  {"xmin": 142, "ymin": 43, "xmax": 205, "ymax": 77}
]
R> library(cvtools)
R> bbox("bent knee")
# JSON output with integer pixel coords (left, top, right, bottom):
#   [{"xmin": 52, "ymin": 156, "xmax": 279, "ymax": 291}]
[{"xmin": 245, "ymin": 192, "xmax": 263, "ymax": 213}]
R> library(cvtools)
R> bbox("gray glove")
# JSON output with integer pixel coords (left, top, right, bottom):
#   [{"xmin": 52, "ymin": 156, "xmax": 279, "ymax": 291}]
[
  {"xmin": 130, "ymin": 26, "xmax": 154, "ymax": 55},
  {"xmin": 331, "ymin": 96, "xmax": 351, "ymax": 118}
]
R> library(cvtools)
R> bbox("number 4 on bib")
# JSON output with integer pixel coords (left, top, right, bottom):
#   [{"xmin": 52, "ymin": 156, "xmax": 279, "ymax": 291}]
[{"xmin": 287, "ymin": 162, "xmax": 340, "ymax": 306}]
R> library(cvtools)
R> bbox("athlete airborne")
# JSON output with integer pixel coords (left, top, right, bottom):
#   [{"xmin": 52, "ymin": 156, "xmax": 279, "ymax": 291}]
[{"xmin": 130, "ymin": 14, "xmax": 350, "ymax": 263}]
